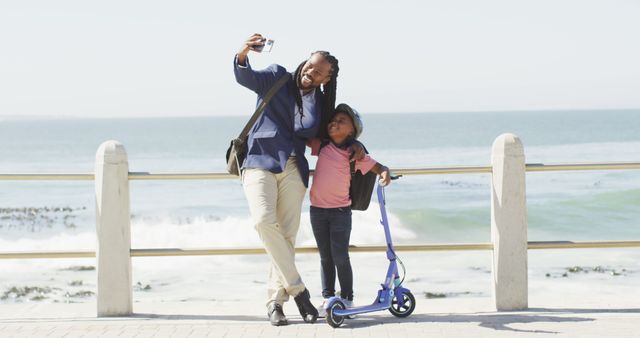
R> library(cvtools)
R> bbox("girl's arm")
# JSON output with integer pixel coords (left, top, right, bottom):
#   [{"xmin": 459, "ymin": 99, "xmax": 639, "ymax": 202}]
[{"xmin": 371, "ymin": 162, "xmax": 391, "ymax": 186}]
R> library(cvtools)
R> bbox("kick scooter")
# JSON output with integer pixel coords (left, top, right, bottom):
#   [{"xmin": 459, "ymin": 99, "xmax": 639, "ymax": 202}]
[{"xmin": 325, "ymin": 177, "xmax": 416, "ymax": 327}]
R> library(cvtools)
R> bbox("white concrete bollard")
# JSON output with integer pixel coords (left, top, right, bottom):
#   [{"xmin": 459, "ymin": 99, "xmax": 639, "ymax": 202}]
[
  {"xmin": 95, "ymin": 140, "xmax": 132, "ymax": 317},
  {"xmin": 491, "ymin": 133, "xmax": 528, "ymax": 311}
]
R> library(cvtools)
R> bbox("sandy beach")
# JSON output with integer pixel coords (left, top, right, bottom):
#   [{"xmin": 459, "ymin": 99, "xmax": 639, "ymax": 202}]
[{"xmin": 2, "ymin": 248, "xmax": 639, "ymax": 307}]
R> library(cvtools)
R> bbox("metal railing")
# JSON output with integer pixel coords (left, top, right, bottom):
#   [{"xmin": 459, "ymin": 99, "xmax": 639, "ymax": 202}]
[
  {"xmin": 2, "ymin": 162, "xmax": 640, "ymax": 181},
  {"xmin": 1, "ymin": 161, "xmax": 639, "ymax": 260},
  {"xmin": 3, "ymin": 240, "xmax": 640, "ymax": 260}
]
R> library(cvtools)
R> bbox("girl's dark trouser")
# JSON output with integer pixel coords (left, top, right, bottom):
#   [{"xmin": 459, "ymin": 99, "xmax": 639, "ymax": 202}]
[{"xmin": 310, "ymin": 206, "xmax": 353, "ymax": 301}]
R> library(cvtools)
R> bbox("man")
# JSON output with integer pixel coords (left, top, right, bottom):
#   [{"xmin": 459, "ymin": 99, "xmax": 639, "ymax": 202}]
[{"xmin": 234, "ymin": 33, "xmax": 339, "ymax": 326}]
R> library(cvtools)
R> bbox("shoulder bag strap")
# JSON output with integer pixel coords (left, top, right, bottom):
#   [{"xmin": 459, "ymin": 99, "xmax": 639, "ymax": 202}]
[
  {"xmin": 237, "ymin": 74, "xmax": 290, "ymax": 139},
  {"xmin": 349, "ymin": 142, "xmax": 369, "ymax": 174}
]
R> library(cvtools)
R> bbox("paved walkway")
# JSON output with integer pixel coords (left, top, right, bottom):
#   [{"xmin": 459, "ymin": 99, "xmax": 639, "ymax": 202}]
[{"xmin": 1, "ymin": 297, "xmax": 639, "ymax": 337}]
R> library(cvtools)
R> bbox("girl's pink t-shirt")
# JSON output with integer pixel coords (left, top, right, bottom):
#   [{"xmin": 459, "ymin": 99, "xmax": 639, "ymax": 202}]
[{"xmin": 309, "ymin": 139, "xmax": 377, "ymax": 208}]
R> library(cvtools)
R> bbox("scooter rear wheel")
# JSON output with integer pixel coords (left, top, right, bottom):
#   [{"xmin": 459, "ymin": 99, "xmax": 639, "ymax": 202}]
[
  {"xmin": 326, "ymin": 301, "xmax": 346, "ymax": 328},
  {"xmin": 389, "ymin": 291, "xmax": 416, "ymax": 318}
]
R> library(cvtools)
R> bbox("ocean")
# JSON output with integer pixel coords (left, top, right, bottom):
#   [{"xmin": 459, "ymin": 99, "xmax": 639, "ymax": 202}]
[{"xmin": 1, "ymin": 110, "xmax": 639, "ymax": 305}]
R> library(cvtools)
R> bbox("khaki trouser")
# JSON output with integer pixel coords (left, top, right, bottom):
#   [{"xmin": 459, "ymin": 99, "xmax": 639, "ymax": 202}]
[{"xmin": 242, "ymin": 158, "xmax": 307, "ymax": 306}]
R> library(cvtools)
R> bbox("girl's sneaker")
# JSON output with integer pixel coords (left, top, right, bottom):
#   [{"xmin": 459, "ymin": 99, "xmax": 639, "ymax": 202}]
[
  {"xmin": 343, "ymin": 299, "xmax": 357, "ymax": 319},
  {"xmin": 317, "ymin": 299, "xmax": 329, "ymax": 318},
  {"xmin": 317, "ymin": 298, "xmax": 356, "ymax": 318}
]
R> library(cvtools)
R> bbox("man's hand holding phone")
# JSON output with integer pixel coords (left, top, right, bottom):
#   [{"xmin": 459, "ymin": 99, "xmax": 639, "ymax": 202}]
[
  {"xmin": 237, "ymin": 33, "xmax": 275, "ymax": 66},
  {"xmin": 253, "ymin": 38, "xmax": 274, "ymax": 53}
]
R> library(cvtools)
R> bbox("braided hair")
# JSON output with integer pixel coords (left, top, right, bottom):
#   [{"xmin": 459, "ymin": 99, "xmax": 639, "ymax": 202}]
[{"xmin": 292, "ymin": 51, "xmax": 339, "ymax": 139}]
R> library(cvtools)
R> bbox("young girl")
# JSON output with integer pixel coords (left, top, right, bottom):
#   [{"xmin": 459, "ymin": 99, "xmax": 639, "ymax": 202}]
[{"xmin": 308, "ymin": 103, "xmax": 390, "ymax": 316}]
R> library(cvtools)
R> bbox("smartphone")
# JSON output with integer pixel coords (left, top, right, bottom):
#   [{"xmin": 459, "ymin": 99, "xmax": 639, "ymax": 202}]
[{"xmin": 254, "ymin": 39, "xmax": 275, "ymax": 53}]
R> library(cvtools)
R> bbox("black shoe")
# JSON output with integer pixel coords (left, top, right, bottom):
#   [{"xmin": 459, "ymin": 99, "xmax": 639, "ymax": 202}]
[
  {"xmin": 267, "ymin": 303, "xmax": 288, "ymax": 326},
  {"xmin": 294, "ymin": 288, "xmax": 318, "ymax": 323}
]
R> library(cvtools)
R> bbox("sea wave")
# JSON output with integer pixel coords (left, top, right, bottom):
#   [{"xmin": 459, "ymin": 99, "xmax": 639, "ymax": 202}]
[
  {"xmin": 387, "ymin": 187, "xmax": 640, "ymax": 243},
  {"xmin": 0, "ymin": 204, "xmax": 417, "ymax": 250}
]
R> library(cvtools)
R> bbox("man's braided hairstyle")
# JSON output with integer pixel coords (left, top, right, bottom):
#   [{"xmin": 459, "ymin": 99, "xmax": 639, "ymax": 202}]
[{"xmin": 292, "ymin": 51, "xmax": 339, "ymax": 139}]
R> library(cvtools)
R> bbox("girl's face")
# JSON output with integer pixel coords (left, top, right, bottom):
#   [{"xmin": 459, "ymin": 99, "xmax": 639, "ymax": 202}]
[{"xmin": 328, "ymin": 112, "xmax": 355, "ymax": 143}]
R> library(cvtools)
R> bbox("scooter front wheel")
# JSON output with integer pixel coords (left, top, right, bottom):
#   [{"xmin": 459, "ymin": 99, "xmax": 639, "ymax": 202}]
[
  {"xmin": 326, "ymin": 301, "xmax": 346, "ymax": 328},
  {"xmin": 389, "ymin": 291, "xmax": 416, "ymax": 318}
]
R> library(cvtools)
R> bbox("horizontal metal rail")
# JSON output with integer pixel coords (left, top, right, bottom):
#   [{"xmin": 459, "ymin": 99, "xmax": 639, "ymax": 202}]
[
  {"xmin": 1, "ymin": 240, "xmax": 639, "ymax": 259},
  {"xmin": 393, "ymin": 166, "xmax": 491, "ymax": 175},
  {"xmin": 0, "ymin": 251, "xmax": 96, "ymax": 259},
  {"xmin": 525, "ymin": 162, "xmax": 640, "ymax": 172},
  {"xmin": 0, "ymin": 162, "xmax": 638, "ymax": 181},
  {"xmin": 527, "ymin": 240, "xmax": 640, "ymax": 249},
  {"xmin": 0, "ymin": 174, "xmax": 95, "ymax": 181}
]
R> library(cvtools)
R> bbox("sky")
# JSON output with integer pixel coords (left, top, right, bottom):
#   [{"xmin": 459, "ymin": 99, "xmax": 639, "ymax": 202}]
[{"xmin": 1, "ymin": 0, "xmax": 639, "ymax": 118}]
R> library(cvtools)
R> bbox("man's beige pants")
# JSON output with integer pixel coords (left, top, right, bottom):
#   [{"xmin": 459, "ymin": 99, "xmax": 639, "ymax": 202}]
[{"xmin": 243, "ymin": 158, "xmax": 307, "ymax": 307}]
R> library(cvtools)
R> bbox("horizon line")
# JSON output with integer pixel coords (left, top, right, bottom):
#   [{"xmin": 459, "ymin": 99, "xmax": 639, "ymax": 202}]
[{"xmin": 1, "ymin": 107, "xmax": 639, "ymax": 121}]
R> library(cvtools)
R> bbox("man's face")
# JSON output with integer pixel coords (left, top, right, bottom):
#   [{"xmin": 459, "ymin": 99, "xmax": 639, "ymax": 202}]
[{"xmin": 299, "ymin": 54, "xmax": 333, "ymax": 91}]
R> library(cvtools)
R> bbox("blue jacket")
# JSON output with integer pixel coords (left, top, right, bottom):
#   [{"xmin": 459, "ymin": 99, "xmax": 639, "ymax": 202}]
[{"xmin": 234, "ymin": 56, "xmax": 323, "ymax": 187}]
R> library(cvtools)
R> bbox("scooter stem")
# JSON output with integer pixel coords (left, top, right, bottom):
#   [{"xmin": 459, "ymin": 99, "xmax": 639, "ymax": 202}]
[{"xmin": 377, "ymin": 184, "xmax": 395, "ymax": 257}]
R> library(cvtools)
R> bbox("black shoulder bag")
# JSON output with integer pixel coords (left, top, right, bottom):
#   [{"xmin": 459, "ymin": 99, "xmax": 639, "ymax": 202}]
[
  {"xmin": 225, "ymin": 74, "xmax": 290, "ymax": 176},
  {"xmin": 348, "ymin": 144, "xmax": 378, "ymax": 211}
]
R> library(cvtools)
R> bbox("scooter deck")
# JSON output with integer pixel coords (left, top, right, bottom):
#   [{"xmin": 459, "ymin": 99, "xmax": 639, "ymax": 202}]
[{"xmin": 333, "ymin": 300, "xmax": 391, "ymax": 317}]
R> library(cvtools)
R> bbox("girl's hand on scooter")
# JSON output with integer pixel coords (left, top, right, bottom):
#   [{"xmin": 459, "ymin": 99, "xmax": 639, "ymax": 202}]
[{"xmin": 379, "ymin": 168, "xmax": 391, "ymax": 186}]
